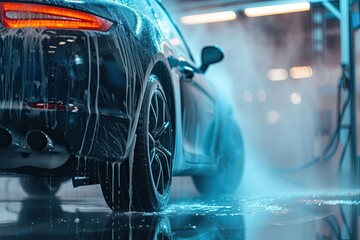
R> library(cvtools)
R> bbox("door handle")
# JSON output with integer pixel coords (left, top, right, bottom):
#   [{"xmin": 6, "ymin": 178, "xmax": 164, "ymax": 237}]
[{"xmin": 181, "ymin": 66, "xmax": 195, "ymax": 79}]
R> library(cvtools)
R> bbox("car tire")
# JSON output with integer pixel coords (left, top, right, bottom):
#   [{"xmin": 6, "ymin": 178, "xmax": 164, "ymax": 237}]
[
  {"xmin": 19, "ymin": 177, "xmax": 63, "ymax": 196},
  {"xmin": 192, "ymin": 117, "xmax": 244, "ymax": 196},
  {"xmin": 99, "ymin": 75, "xmax": 174, "ymax": 211}
]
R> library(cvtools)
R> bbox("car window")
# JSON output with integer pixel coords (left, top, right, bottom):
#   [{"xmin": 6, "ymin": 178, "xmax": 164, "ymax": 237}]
[{"xmin": 150, "ymin": 0, "xmax": 195, "ymax": 63}]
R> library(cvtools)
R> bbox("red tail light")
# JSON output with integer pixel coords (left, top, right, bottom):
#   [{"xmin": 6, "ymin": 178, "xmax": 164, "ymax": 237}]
[
  {"xmin": 28, "ymin": 102, "xmax": 79, "ymax": 112},
  {"xmin": 0, "ymin": 2, "xmax": 113, "ymax": 31}
]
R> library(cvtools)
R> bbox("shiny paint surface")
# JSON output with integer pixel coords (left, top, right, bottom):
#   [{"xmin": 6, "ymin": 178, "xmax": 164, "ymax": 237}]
[{"xmin": 0, "ymin": 0, "xmax": 225, "ymax": 176}]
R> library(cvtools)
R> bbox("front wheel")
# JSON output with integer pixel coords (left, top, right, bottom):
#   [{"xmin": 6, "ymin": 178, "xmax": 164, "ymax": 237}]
[
  {"xmin": 193, "ymin": 117, "xmax": 244, "ymax": 196},
  {"xmin": 99, "ymin": 75, "xmax": 174, "ymax": 211}
]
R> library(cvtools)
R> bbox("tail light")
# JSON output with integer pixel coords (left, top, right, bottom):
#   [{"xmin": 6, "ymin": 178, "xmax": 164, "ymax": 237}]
[
  {"xmin": 0, "ymin": 2, "xmax": 113, "ymax": 31},
  {"xmin": 28, "ymin": 102, "xmax": 79, "ymax": 112}
]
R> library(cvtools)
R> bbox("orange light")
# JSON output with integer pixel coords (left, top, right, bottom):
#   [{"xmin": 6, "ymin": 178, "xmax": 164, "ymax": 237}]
[
  {"xmin": 0, "ymin": 2, "xmax": 112, "ymax": 31},
  {"xmin": 289, "ymin": 66, "xmax": 313, "ymax": 79}
]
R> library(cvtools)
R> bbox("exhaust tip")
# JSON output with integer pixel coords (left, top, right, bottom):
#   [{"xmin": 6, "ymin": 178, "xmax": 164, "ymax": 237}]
[
  {"xmin": 0, "ymin": 127, "xmax": 12, "ymax": 149},
  {"xmin": 27, "ymin": 131, "xmax": 49, "ymax": 152}
]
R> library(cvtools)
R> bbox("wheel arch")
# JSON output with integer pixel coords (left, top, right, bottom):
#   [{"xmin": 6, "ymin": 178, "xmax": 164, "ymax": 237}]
[
  {"xmin": 150, "ymin": 60, "xmax": 176, "ymax": 136},
  {"xmin": 141, "ymin": 53, "xmax": 178, "ymax": 142},
  {"xmin": 135, "ymin": 52, "xmax": 182, "ymax": 173}
]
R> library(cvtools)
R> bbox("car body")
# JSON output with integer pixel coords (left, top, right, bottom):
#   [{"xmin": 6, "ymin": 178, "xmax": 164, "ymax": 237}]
[{"xmin": 0, "ymin": 0, "xmax": 244, "ymax": 211}]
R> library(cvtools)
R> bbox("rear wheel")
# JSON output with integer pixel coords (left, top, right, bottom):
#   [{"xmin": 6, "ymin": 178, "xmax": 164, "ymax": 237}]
[
  {"xmin": 99, "ymin": 75, "xmax": 174, "ymax": 211},
  {"xmin": 193, "ymin": 117, "xmax": 244, "ymax": 196},
  {"xmin": 20, "ymin": 177, "xmax": 63, "ymax": 196}
]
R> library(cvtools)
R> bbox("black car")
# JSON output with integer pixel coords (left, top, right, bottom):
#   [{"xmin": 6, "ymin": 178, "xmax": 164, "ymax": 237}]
[{"xmin": 0, "ymin": 0, "xmax": 244, "ymax": 211}]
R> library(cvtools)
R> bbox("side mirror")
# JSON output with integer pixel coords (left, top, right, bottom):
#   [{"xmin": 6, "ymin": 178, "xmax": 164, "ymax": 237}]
[{"xmin": 200, "ymin": 45, "xmax": 224, "ymax": 73}]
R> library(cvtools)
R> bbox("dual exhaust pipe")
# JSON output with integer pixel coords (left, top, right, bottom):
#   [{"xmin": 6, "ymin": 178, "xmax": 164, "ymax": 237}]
[
  {"xmin": 0, "ymin": 127, "xmax": 60, "ymax": 153},
  {"xmin": 0, "ymin": 127, "xmax": 12, "ymax": 149}
]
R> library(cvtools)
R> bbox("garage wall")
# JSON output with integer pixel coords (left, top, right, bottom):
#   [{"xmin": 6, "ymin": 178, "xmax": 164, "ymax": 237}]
[{"xmin": 165, "ymin": 1, "xmax": 352, "ymax": 193}]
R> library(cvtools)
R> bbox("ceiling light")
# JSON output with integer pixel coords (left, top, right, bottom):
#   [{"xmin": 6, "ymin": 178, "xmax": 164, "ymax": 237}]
[
  {"xmin": 242, "ymin": 90, "xmax": 253, "ymax": 103},
  {"xmin": 267, "ymin": 110, "xmax": 280, "ymax": 124},
  {"xmin": 257, "ymin": 90, "xmax": 267, "ymax": 102},
  {"xmin": 290, "ymin": 93, "xmax": 302, "ymax": 104},
  {"xmin": 290, "ymin": 66, "xmax": 313, "ymax": 79},
  {"xmin": 244, "ymin": 2, "xmax": 310, "ymax": 17},
  {"xmin": 181, "ymin": 11, "xmax": 237, "ymax": 25},
  {"xmin": 267, "ymin": 68, "xmax": 288, "ymax": 81}
]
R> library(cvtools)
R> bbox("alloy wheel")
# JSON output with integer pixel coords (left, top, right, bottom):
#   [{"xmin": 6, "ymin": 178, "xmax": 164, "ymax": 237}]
[{"xmin": 147, "ymin": 87, "xmax": 173, "ymax": 195}]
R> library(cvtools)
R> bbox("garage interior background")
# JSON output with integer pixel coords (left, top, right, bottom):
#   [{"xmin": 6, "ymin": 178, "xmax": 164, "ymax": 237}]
[
  {"xmin": 0, "ymin": 0, "xmax": 359, "ymax": 200},
  {"xmin": 0, "ymin": 0, "xmax": 360, "ymax": 239},
  {"xmin": 164, "ymin": 0, "xmax": 360, "ymax": 195},
  {"xmin": 0, "ymin": 0, "xmax": 360, "ymax": 220}
]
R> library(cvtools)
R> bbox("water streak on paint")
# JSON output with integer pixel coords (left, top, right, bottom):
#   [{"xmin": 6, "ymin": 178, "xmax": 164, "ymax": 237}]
[
  {"xmin": 111, "ymin": 161, "xmax": 116, "ymax": 204},
  {"xmin": 78, "ymin": 34, "xmax": 92, "ymax": 156},
  {"xmin": 0, "ymin": 0, "xmax": 168, "ymax": 210},
  {"xmin": 128, "ymin": 136, "xmax": 135, "ymax": 212},
  {"xmin": 86, "ymin": 34, "xmax": 100, "ymax": 156}
]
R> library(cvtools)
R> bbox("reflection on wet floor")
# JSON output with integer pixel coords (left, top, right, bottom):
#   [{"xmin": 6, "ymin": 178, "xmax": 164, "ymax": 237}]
[{"xmin": 1, "ymin": 190, "xmax": 360, "ymax": 239}]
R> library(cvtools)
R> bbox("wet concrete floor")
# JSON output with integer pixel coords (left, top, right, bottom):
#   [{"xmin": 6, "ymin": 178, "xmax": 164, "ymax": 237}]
[{"xmin": 1, "ymin": 185, "xmax": 359, "ymax": 239}]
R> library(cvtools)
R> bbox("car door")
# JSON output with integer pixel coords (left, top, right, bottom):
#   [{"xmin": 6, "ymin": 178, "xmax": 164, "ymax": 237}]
[
  {"xmin": 180, "ymin": 69, "xmax": 217, "ymax": 163},
  {"xmin": 151, "ymin": 1, "xmax": 217, "ymax": 163}
]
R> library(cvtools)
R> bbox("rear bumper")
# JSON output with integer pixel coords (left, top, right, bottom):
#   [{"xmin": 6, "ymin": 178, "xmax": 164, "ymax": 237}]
[
  {"xmin": 0, "ymin": 17, "xmax": 146, "ymax": 169},
  {"xmin": 0, "ymin": 27, "xmax": 143, "ymax": 169},
  {"xmin": 0, "ymin": 107, "xmax": 132, "ymax": 168}
]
